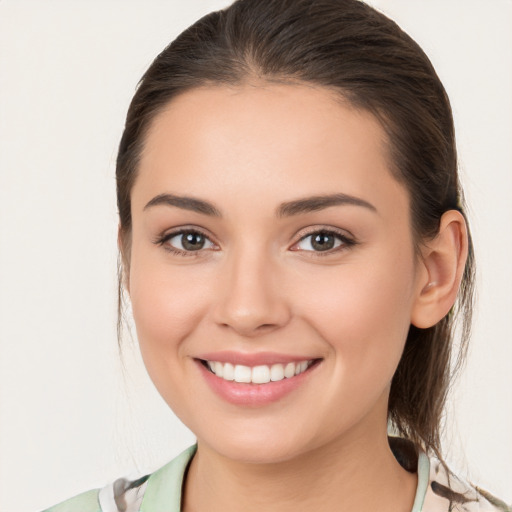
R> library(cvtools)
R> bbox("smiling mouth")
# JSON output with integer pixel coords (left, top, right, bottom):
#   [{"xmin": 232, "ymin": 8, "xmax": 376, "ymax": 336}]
[{"xmin": 200, "ymin": 359, "xmax": 319, "ymax": 384}]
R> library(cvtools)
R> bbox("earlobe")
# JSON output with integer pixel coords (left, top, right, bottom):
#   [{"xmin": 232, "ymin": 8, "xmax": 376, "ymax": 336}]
[{"xmin": 411, "ymin": 210, "xmax": 468, "ymax": 329}]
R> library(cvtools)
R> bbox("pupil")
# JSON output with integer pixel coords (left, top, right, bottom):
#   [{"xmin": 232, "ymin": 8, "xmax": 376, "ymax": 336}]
[
  {"xmin": 312, "ymin": 233, "xmax": 334, "ymax": 251},
  {"xmin": 182, "ymin": 233, "xmax": 205, "ymax": 251}
]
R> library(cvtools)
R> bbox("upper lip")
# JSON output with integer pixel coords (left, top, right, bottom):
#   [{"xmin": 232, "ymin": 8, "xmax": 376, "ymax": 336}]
[{"xmin": 195, "ymin": 351, "xmax": 320, "ymax": 367}]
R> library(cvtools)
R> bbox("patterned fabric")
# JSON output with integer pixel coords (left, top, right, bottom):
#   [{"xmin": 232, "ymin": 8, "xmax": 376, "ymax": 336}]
[
  {"xmin": 424, "ymin": 458, "xmax": 512, "ymax": 512},
  {"xmin": 42, "ymin": 442, "xmax": 511, "ymax": 512},
  {"xmin": 98, "ymin": 474, "xmax": 149, "ymax": 512}
]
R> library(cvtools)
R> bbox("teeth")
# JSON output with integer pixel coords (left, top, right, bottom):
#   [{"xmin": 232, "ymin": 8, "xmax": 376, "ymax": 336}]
[
  {"xmin": 270, "ymin": 364, "xmax": 284, "ymax": 381},
  {"xmin": 205, "ymin": 359, "xmax": 313, "ymax": 384},
  {"xmin": 234, "ymin": 365, "xmax": 252, "ymax": 383},
  {"xmin": 284, "ymin": 362, "xmax": 295, "ymax": 378},
  {"xmin": 252, "ymin": 365, "xmax": 271, "ymax": 384},
  {"xmin": 223, "ymin": 362, "xmax": 234, "ymax": 381},
  {"xmin": 214, "ymin": 361, "xmax": 224, "ymax": 378}
]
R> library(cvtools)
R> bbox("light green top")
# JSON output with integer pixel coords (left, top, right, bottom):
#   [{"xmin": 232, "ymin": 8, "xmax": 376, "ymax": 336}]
[
  {"xmin": 44, "ymin": 445, "xmax": 509, "ymax": 512},
  {"xmin": 41, "ymin": 446, "xmax": 196, "ymax": 512},
  {"xmin": 140, "ymin": 447, "xmax": 430, "ymax": 511},
  {"xmin": 42, "ymin": 488, "xmax": 101, "ymax": 512},
  {"xmin": 141, "ymin": 444, "xmax": 197, "ymax": 511}
]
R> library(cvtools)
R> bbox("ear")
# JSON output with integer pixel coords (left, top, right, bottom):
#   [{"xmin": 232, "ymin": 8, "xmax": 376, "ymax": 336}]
[
  {"xmin": 411, "ymin": 210, "xmax": 469, "ymax": 329},
  {"xmin": 118, "ymin": 225, "xmax": 131, "ymax": 294}
]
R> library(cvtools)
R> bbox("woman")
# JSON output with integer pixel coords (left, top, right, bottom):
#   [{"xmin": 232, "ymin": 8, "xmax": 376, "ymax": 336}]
[{"xmin": 42, "ymin": 0, "xmax": 510, "ymax": 511}]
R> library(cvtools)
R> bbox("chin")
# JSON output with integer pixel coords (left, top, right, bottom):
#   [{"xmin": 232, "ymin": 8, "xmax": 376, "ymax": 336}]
[
  {"xmin": 211, "ymin": 440, "xmax": 305, "ymax": 465},
  {"xmin": 195, "ymin": 422, "xmax": 324, "ymax": 465}
]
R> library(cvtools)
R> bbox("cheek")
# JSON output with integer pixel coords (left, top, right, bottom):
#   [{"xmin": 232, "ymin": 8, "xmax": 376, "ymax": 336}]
[
  {"xmin": 128, "ymin": 253, "xmax": 211, "ymax": 358},
  {"xmin": 296, "ymin": 251, "xmax": 416, "ymax": 379},
  {"xmin": 127, "ymin": 253, "xmax": 215, "ymax": 418}
]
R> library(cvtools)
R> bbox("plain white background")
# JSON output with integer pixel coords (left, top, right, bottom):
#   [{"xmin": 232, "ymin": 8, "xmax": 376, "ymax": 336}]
[{"xmin": 0, "ymin": 1, "xmax": 511, "ymax": 511}]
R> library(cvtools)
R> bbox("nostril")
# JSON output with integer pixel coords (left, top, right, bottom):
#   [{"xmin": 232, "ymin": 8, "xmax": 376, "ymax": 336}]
[
  {"xmin": 257, "ymin": 323, "xmax": 279, "ymax": 330},
  {"xmin": 212, "ymin": 287, "xmax": 292, "ymax": 336}
]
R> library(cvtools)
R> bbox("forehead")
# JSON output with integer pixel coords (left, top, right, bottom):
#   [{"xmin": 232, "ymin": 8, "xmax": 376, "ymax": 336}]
[{"xmin": 134, "ymin": 83, "xmax": 407, "ymax": 216}]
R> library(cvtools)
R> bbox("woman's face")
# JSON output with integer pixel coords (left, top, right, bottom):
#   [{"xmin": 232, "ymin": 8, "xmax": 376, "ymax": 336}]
[{"xmin": 127, "ymin": 84, "xmax": 426, "ymax": 463}]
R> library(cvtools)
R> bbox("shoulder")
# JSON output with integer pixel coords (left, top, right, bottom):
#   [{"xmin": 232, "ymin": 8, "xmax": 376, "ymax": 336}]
[
  {"xmin": 424, "ymin": 456, "xmax": 512, "ymax": 512},
  {"xmin": 40, "ymin": 445, "xmax": 197, "ymax": 512},
  {"xmin": 389, "ymin": 437, "xmax": 510, "ymax": 512},
  {"xmin": 41, "ymin": 488, "xmax": 101, "ymax": 512}
]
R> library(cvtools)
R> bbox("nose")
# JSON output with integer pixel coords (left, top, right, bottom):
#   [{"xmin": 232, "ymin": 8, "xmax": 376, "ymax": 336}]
[{"xmin": 212, "ymin": 249, "xmax": 291, "ymax": 337}]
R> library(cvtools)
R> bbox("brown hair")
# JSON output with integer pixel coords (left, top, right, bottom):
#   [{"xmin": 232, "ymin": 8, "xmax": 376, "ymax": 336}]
[{"xmin": 116, "ymin": 0, "xmax": 475, "ymax": 458}]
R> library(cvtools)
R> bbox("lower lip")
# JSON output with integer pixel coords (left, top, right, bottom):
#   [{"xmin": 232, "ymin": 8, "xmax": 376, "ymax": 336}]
[{"xmin": 196, "ymin": 360, "xmax": 318, "ymax": 407}]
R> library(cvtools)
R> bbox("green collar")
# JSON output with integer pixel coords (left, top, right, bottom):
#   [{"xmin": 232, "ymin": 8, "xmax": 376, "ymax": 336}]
[
  {"xmin": 141, "ymin": 445, "xmax": 197, "ymax": 512},
  {"xmin": 140, "ymin": 444, "xmax": 430, "ymax": 512}
]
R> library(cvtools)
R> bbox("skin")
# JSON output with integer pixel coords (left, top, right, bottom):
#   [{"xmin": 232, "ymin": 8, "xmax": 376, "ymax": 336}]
[{"xmin": 124, "ymin": 83, "xmax": 467, "ymax": 512}]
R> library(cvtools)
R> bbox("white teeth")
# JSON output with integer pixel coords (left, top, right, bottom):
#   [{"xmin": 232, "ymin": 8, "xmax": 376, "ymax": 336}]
[
  {"xmin": 284, "ymin": 362, "xmax": 295, "ymax": 378},
  {"xmin": 252, "ymin": 365, "xmax": 271, "ymax": 384},
  {"xmin": 214, "ymin": 361, "xmax": 224, "ymax": 378},
  {"xmin": 223, "ymin": 362, "xmax": 234, "ymax": 381},
  {"xmin": 270, "ymin": 364, "xmax": 284, "ymax": 381},
  {"xmin": 234, "ymin": 365, "xmax": 252, "ymax": 383},
  {"xmin": 205, "ymin": 359, "xmax": 313, "ymax": 384}
]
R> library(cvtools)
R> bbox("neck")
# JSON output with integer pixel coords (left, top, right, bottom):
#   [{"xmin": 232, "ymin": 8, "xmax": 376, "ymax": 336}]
[{"xmin": 182, "ymin": 426, "xmax": 417, "ymax": 512}]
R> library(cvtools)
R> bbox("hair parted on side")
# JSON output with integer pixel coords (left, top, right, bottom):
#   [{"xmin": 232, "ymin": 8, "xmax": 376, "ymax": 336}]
[{"xmin": 116, "ymin": 0, "xmax": 475, "ymax": 458}]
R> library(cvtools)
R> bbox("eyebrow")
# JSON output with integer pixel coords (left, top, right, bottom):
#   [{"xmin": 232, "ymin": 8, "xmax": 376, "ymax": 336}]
[
  {"xmin": 143, "ymin": 192, "xmax": 377, "ymax": 218},
  {"xmin": 144, "ymin": 193, "xmax": 222, "ymax": 217},
  {"xmin": 276, "ymin": 193, "xmax": 377, "ymax": 217}
]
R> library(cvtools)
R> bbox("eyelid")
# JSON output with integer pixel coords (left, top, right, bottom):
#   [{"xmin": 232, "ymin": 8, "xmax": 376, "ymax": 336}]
[
  {"xmin": 293, "ymin": 225, "xmax": 356, "ymax": 240},
  {"xmin": 152, "ymin": 224, "xmax": 356, "ymax": 256},
  {"xmin": 153, "ymin": 226, "xmax": 219, "ymax": 256},
  {"xmin": 289, "ymin": 226, "xmax": 357, "ymax": 253}
]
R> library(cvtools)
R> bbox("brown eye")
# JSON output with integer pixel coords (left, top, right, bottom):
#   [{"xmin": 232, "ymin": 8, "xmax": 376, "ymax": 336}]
[
  {"xmin": 294, "ymin": 230, "xmax": 352, "ymax": 253},
  {"xmin": 165, "ymin": 230, "xmax": 215, "ymax": 252},
  {"xmin": 181, "ymin": 232, "xmax": 206, "ymax": 250},
  {"xmin": 310, "ymin": 233, "xmax": 336, "ymax": 251}
]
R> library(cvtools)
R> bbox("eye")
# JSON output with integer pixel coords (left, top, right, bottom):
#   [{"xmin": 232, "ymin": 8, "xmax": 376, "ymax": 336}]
[
  {"xmin": 292, "ymin": 230, "xmax": 354, "ymax": 253},
  {"xmin": 156, "ymin": 229, "xmax": 216, "ymax": 254}
]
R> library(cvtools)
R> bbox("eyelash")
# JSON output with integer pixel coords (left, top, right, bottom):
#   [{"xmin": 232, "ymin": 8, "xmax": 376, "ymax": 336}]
[
  {"xmin": 153, "ymin": 228, "xmax": 217, "ymax": 257},
  {"xmin": 291, "ymin": 228, "xmax": 357, "ymax": 257},
  {"xmin": 153, "ymin": 227, "xmax": 357, "ymax": 257}
]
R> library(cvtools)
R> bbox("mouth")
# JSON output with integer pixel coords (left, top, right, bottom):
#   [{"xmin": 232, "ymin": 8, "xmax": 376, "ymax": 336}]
[
  {"xmin": 194, "ymin": 352, "xmax": 322, "ymax": 406},
  {"xmin": 198, "ymin": 358, "xmax": 320, "ymax": 384}
]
